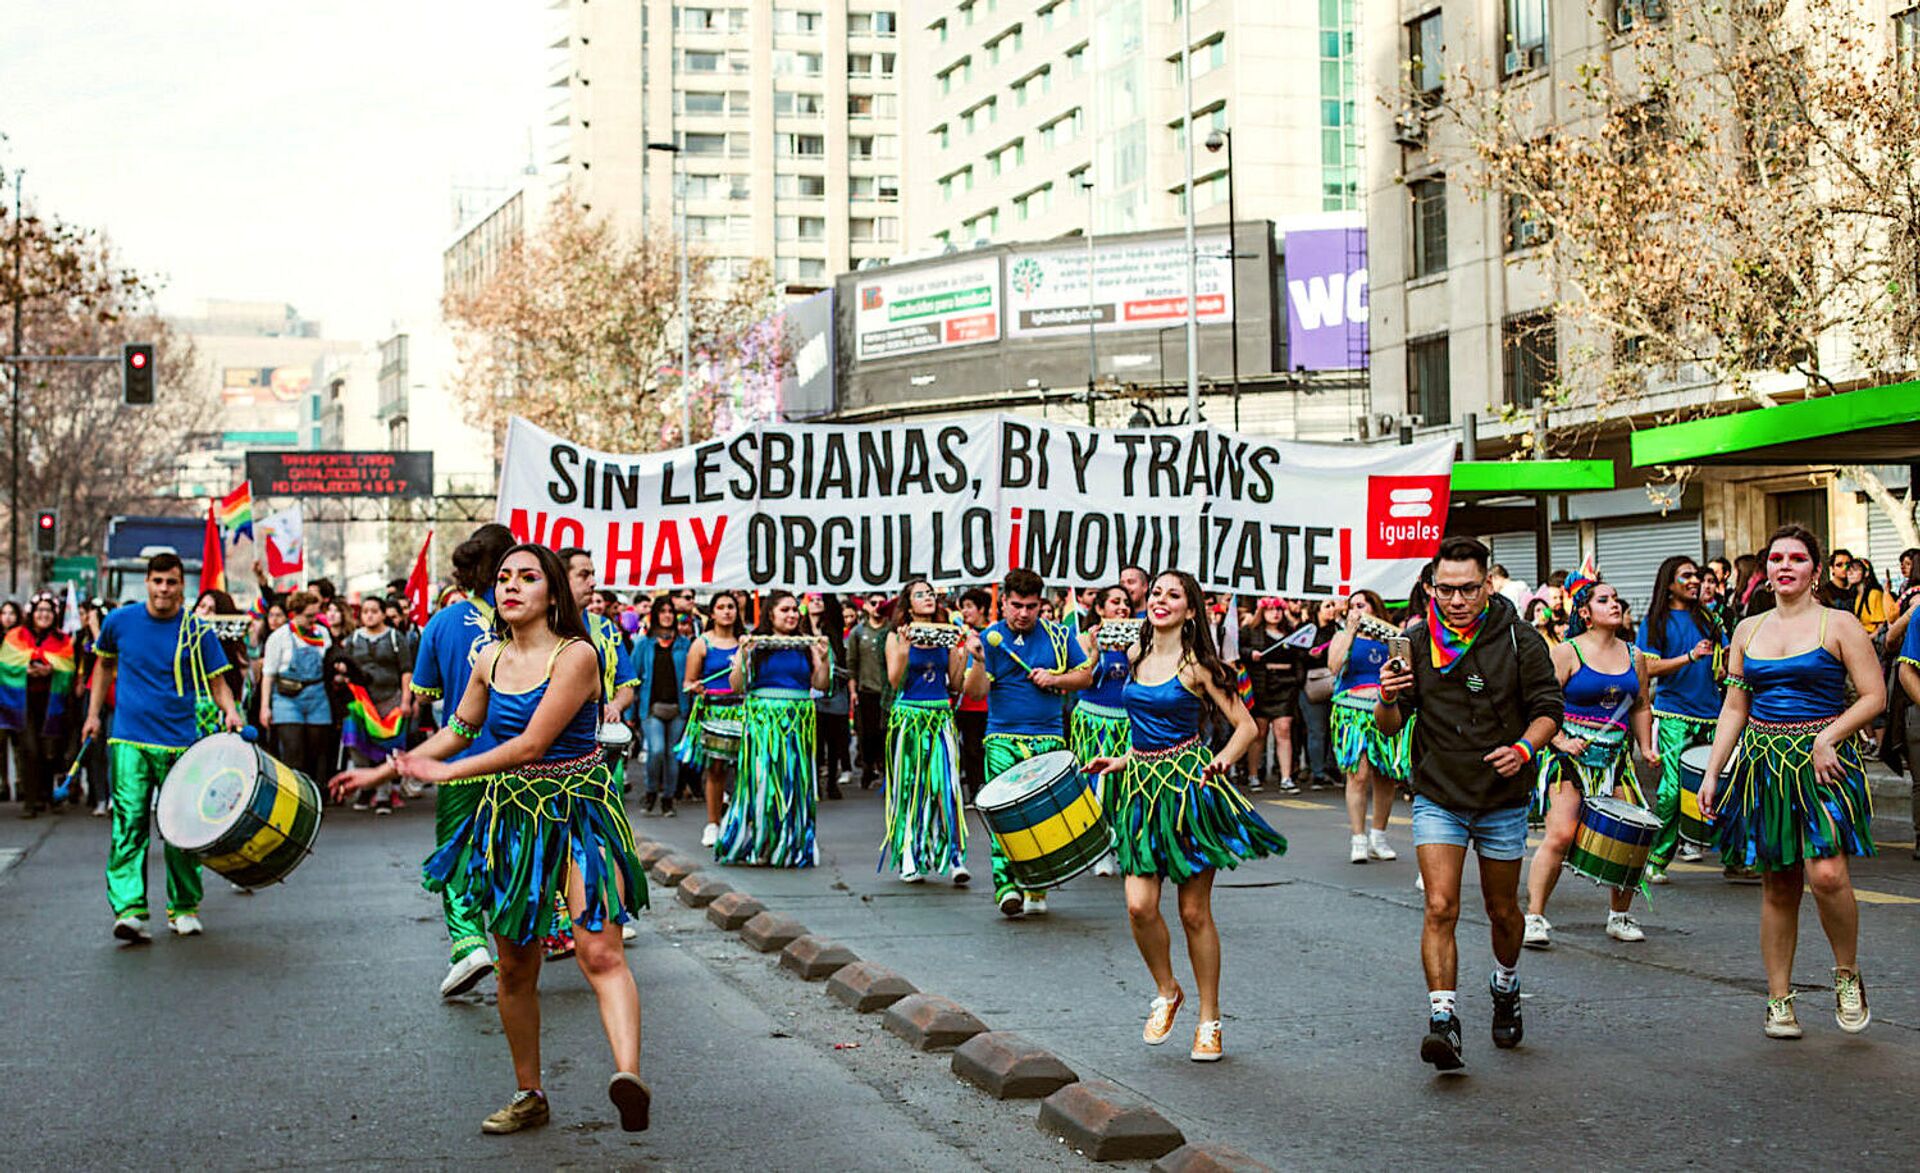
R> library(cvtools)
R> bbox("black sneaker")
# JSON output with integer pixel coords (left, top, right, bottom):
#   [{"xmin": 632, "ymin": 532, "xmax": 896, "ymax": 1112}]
[
  {"xmin": 1421, "ymin": 1012, "xmax": 1465, "ymax": 1071},
  {"xmin": 641, "ymin": 793, "xmax": 657, "ymax": 814},
  {"xmin": 1490, "ymin": 982, "xmax": 1523, "ymax": 1049}
]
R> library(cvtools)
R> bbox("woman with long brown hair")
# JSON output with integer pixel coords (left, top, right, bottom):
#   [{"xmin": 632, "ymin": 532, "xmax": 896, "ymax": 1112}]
[
  {"xmin": 679, "ymin": 591, "xmax": 745, "ymax": 848},
  {"xmin": 1327, "ymin": 589, "xmax": 1408, "ymax": 864},
  {"xmin": 718, "ymin": 590, "xmax": 831, "ymax": 867},
  {"xmin": 880, "ymin": 578, "xmax": 969, "ymax": 884}
]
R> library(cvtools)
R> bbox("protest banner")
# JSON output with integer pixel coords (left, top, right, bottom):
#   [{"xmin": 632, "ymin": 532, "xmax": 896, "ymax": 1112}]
[{"xmin": 497, "ymin": 415, "xmax": 1453, "ymax": 598}]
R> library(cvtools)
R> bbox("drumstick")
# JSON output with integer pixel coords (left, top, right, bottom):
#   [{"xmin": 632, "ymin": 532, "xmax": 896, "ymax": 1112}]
[
  {"xmin": 53, "ymin": 736, "xmax": 92, "ymax": 804},
  {"xmin": 983, "ymin": 629, "xmax": 1035, "ymax": 674}
]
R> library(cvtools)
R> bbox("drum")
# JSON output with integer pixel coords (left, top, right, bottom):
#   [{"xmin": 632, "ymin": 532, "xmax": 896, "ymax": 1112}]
[
  {"xmin": 1095, "ymin": 619, "xmax": 1143, "ymax": 651},
  {"xmin": 597, "ymin": 721, "xmax": 634, "ymax": 757},
  {"xmin": 974, "ymin": 749, "xmax": 1110, "ymax": 890},
  {"xmin": 1677, "ymin": 745, "xmax": 1715, "ymax": 846},
  {"xmin": 1564, "ymin": 795, "xmax": 1660, "ymax": 891},
  {"xmin": 156, "ymin": 734, "xmax": 322, "ymax": 889},
  {"xmin": 907, "ymin": 623, "xmax": 963, "ymax": 648},
  {"xmin": 701, "ymin": 701, "xmax": 744, "ymax": 762}
]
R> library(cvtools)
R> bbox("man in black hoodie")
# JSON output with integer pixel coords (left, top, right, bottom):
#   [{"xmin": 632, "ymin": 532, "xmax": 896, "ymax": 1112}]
[{"xmin": 1376, "ymin": 536, "xmax": 1562, "ymax": 1072}]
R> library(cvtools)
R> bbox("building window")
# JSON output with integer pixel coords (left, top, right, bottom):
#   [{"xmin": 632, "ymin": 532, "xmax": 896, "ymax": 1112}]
[
  {"xmin": 848, "ymin": 52, "xmax": 896, "ymax": 78},
  {"xmin": 1170, "ymin": 35, "xmax": 1226, "ymax": 84},
  {"xmin": 1012, "ymin": 66, "xmax": 1051, "ymax": 106},
  {"xmin": 849, "ymin": 135, "xmax": 896, "ymax": 159},
  {"xmin": 1065, "ymin": 41, "xmax": 1088, "ymax": 78},
  {"xmin": 1014, "ymin": 182, "xmax": 1054, "ymax": 221},
  {"xmin": 1504, "ymin": 189, "xmax": 1550, "ymax": 252},
  {"xmin": 772, "ymin": 9, "xmax": 823, "ymax": 34},
  {"xmin": 934, "ymin": 122, "xmax": 950, "ymax": 149},
  {"xmin": 1406, "ymin": 334, "xmax": 1450, "ymax": 424},
  {"xmin": 677, "ymin": 90, "xmax": 749, "ymax": 116},
  {"xmin": 1502, "ymin": 314, "xmax": 1557, "ymax": 408},
  {"xmin": 685, "ymin": 132, "xmax": 728, "ymax": 156},
  {"xmin": 777, "ymin": 173, "xmax": 827, "ymax": 199},
  {"xmin": 849, "ymin": 175, "xmax": 899, "ymax": 202},
  {"xmin": 774, "ymin": 90, "xmax": 826, "ymax": 117},
  {"xmin": 1503, "ymin": 0, "xmax": 1548, "ymax": 75},
  {"xmin": 850, "ymin": 217, "xmax": 899, "ymax": 243},
  {"xmin": 1040, "ymin": 108, "xmax": 1083, "ymax": 150},
  {"xmin": 1409, "ymin": 177, "xmax": 1447, "ymax": 278},
  {"xmin": 778, "ymin": 133, "xmax": 826, "ymax": 158},
  {"xmin": 682, "ymin": 50, "xmax": 723, "ymax": 73},
  {"xmin": 775, "ymin": 51, "xmax": 824, "ymax": 77},
  {"xmin": 987, "ymin": 25, "xmax": 1024, "ymax": 64},
  {"xmin": 932, "ymin": 17, "xmax": 948, "ymax": 43},
  {"xmin": 848, "ymin": 11, "xmax": 897, "ymax": 37},
  {"xmin": 1611, "ymin": 0, "xmax": 1671, "ymax": 34},
  {"xmin": 1900, "ymin": 7, "xmax": 1920, "ymax": 79},
  {"xmin": 679, "ymin": 7, "xmax": 747, "ymax": 33},
  {"xmin": 1408, "ymin": 10, "xmax": 1443, "ymax": 105}
]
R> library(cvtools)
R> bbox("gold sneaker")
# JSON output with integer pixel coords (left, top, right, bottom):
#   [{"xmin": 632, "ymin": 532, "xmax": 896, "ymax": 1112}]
[
  {"xmin": 1763, "ymin": 994, "xmax": 1803, "ymax": 1040},
  {"xmin": 1190, "ymin": 1020, "xmax": 1223, "ymax": 1062},
  {"xmin": 1833, "ymin": 967, "xmax": 1870, "ymax": 1034},
  {"xmin": 1143, "ymin": 990, "xmax": 1184, "ymax": 1045},
  {"xmin": 481, "ymin": 1089, "xmax": 550, "ymax": 1135}
]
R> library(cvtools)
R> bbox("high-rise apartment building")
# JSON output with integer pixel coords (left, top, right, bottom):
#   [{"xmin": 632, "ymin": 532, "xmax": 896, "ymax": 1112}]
[
  {"xmin": 546, "ymin": 0, "xmax": 907, "ymax": 286},
  {"xmin": 904, "ymin": 0, "xmax": 1358, "ymax": 249}
]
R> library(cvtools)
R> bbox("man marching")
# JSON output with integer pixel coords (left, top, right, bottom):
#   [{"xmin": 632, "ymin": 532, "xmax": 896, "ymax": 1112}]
[
  {"xmin": 1376, "ymin": 537, "xmax": 1562, "ymax": 1071},
  {"xmin": 83, "ymin": 553, "xmax": 244, "ymax": 942},
  {"xmin": 962, "ymin": 568, "xmax": 1091, "ymax": 918}
]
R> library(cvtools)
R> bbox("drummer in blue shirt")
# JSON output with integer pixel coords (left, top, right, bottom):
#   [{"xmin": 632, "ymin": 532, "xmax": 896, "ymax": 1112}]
[{"xmin": 962, "ymin": 568, "xmax": 1092, "ymax": 918}]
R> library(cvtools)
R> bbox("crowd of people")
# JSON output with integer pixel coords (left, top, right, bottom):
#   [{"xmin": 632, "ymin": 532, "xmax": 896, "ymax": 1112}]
[{"xmin": 27, "ymin": 515, "xmax": 1919, "ymax": 1131}]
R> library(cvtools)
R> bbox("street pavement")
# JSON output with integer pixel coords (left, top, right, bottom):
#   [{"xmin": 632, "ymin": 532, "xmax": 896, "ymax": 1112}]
[{"xmin": 4, "ymin": 757, "xmax": 1917, "ymax": 1171}]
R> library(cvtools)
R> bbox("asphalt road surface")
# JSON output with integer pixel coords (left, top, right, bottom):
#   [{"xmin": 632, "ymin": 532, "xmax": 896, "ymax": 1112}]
[{"xmin": 4, "ymin": 759, "xmax": 1917, "ymax": 1170}]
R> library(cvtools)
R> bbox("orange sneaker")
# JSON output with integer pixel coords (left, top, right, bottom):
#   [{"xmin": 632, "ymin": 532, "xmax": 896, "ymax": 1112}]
[
  {"xmin": 1190, "ymin": 1020, "xmax": 1223, "ymax": 1062},
  {"xmin": 1143, "ymin": 990, "xmax": 1184, "ymax": 1045}
]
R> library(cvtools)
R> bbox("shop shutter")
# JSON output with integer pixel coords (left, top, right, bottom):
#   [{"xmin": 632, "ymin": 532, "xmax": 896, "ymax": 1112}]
[
  {"xmin": 1595, "ymin": 515, "xmax": 1703, "ymax": 618},
  {"xmin": 1864, "ymin": 499, "xmax": 1911, "ymax": 582},
  {"xmin": 1486, "ymin": 526, "xmax": 1581, "ymax": 592},
  {"xmin": 1549, "ymin": 525, "xmax": 1580, "ymax": 582}
]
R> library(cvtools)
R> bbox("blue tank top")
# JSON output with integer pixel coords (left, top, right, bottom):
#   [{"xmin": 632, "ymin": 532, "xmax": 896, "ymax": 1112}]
[
  {"xmin": 1563, "ymin": 641, "xmax": 1639, "ymax": 733},
  {"xmin": 900, "ymin": 644, "xmax": 951, "ymax": 702},
  {"xmin": 1745, "ymin": 615, "xmax": 1848, "ymax": 723},
  {"xmin": 1083, "ymin": 647, "xmax": 1131, "ymax": 708},
  {"xmin": 1336, "ymin": 636, "xmax": 1388, "ymax": 695},
  {"xmin": 752, "ymin": 646, "xmax": 814, "ymax": 693},
  {"xmin": 1124, "ymin": 672, "xmax": 1204, "ymax": 751},
  {"xmin": 700, "ymin": 642, "xmax": 739, "ymax": 696},
  {"xmin": 485, "ymin": 640, "xmax": 599, "ymax": 761}
]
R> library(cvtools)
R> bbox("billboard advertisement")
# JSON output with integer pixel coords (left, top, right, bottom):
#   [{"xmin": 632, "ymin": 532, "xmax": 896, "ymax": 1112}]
[
  {"xmin": 1284, "ymin": 227, "xmax": 1369, "ymax": 371},
  {"xmin": 1005, "ymin": 232, "xmax": 1233, "ymax": 338},
  {"xmin": 223, "ymin": 365, "xmax": 312, "ymax": 406},
  {"xmin": 853, "ymin": 256, "xmax": 1001, "ymax": 362}
]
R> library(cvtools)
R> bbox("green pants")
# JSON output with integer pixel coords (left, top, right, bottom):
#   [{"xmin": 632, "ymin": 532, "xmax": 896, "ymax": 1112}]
[
  {"xmin": 984, "ymin": 733, "xmax": 1068, "ymax": 902},
  {"xmin": 106, "ymin": 741, "xmax": 199, "ymax": 919},
  {"xmin": 1648, "ymin": 714, "xmax": 1716, "ymax": 869},
  {"xmin": 435, "ymin": 780, "xmax": 489, "ymax": 962}
]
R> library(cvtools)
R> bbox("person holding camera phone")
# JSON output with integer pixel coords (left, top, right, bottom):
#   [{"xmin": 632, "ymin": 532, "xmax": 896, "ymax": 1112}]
[{"xmin": 1376, "ymin": 537, "xmax": 1562, "ymax": 1072}]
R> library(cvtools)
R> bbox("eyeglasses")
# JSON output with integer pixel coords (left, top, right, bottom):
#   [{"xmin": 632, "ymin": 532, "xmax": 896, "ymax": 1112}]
[{"xmin": 1430, "ymin": 582, "xmax": 1486, "ymax": 600}]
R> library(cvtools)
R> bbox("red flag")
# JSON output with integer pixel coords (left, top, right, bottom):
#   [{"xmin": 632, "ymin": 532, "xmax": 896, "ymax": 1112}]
[
  {"xmin": 404, "ymin": 529, "xmax": 433, "ymax": 628},
  {"xmin": 200, "ymin": 502, "xmax": 226, "ymax": 593}
]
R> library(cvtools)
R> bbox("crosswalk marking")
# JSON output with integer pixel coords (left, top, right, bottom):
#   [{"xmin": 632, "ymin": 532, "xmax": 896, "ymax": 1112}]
[{"xmin": 1856, "ymin": 889, "xmax": 1920, "ymax": 905}]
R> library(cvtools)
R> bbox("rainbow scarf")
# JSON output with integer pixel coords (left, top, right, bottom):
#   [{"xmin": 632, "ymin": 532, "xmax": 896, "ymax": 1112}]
[
  {"xmin": 289, "ymin": 623, "xmax": 325, "ymax": 648},
  {"xmin": 0, "ymin": 626, "xmax": 77, "ymax": 735},
  {"xmin": 1426, "ymin": 597, "xmax": 1488, "ymax": 675},
  {"xmin": 345, "ymin": 682, "xmax": 406, "ymax": 744}
]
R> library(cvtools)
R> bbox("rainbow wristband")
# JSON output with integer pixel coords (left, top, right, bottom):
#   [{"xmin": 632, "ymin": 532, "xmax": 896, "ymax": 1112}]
[{"xmin": 1509, "ymin": 739, "xmax": 1536, "ymax": 765}]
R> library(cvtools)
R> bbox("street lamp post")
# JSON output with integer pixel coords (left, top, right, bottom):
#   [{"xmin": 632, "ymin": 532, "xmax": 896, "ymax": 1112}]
[
  {"xmin": 647, "ymin": 141, "xmax": 691, "ymax": 446},
  {"xmin": 1205, "ymin": 128, "xmax": 1241, "ymax": 431},
  {"xmin": 1179, "ymin": 0, "xmax": 1199, "ymax": 424},
  {"xmin": 1082, "ymin": 174, "xmax": 1096, "ymax": 427}
]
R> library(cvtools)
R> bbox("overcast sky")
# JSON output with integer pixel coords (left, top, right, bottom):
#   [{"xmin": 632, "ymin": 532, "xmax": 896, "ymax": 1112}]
[{"xmin": 2, "ymin": 1, "xmax": 550, "ymax": 341}]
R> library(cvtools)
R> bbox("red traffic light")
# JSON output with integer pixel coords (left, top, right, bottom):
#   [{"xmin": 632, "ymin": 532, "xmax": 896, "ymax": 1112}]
[
  {"xmin": 36, "ymin": 513, "xmax": 53, "ymax": 529},
  {"xmin": 130, "ymin": 352, "xmax": 148, "ymax": 369}
]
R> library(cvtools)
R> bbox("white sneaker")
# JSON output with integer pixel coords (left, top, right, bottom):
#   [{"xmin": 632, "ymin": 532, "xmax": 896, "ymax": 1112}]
[
  {"xmin": 901, "ymin": 868, "xmax": 925, "ymax": 884},
  {"xmin": 1092, "ymin": 853, "xmax": 1117, "ymax": 877},
  {"xmin": 951, "ymin": 865, "xmax": 971, "ymax": 887},
  {"xmin": 1646, "ymin": 867, "xmax": 1670, "ymax": 886},
  {"xmin": 169, "ymin": 914, "xmax": 204, "ymax": 937},
  {"xmin": 1677, "ymin": 842, "xmax": 1703, "ymax": 862},
  {"xmin": 621, "ymin": 922, "xmax": 638, "ymax": 942},
  {"xmin": 112, "ymin": 915, "xmax": 151, "ymax": 943},
  {"xmin": 1607, "ymin": 913, "xmax": 1646, "ymax": 943},
  {"xmin": 1022, "ymin": 893, "xmax": 1048, "ymax": 916},
  {"xmin": 1248, "ymin": 775, "xmax": 1264, "ymax": 792},
  {"xmin": 91, "ymin": 801, "xmax": 108, "ymax": 817},
  {"xmin": 439, "ymin": 949, "xmax": 494, "ymax": 998},
  {"xmin": 1368, "ymin": 830, "xmax": 1398, "ymax": 861},
  {"xmin": 700, "ymin": 822, "xmax": 720, "ymax": 848},
  {"xmin": 1349, "ymin": 834, "xmax": 1369, "ymax": 864},
  {"xmin": 1415, "ymin": 871, "xmax": 1426, "ymax": 892},
  {"xmin": 1523, "ymin": 913, "xmax": 1552, "ymax": 949}
]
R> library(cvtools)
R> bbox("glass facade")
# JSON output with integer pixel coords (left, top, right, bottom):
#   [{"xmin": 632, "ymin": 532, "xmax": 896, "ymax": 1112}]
[{"xmin": 1319, "ymin": 0, "xmax": 1359, "ymax": 210}]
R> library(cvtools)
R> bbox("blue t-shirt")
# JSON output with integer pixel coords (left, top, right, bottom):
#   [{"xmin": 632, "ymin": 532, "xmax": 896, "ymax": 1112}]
[
  {"xmin": 97, "ymin": 605, "xmax": 231, "ymax": 749},
  {"xmin": 1898, "ymin": 613, "xmax": 1920, "ymax": 671},
  {"xmin": 588, "ymin": 612, "xmax": 639, "ymax": 701},
  {"xmin": 1636, "ymin": 607, "xmax": 1725, "ymax": 721},
  {"xmin": 982, "ymin": 619, "xmax": 1070, "ymax": 737},
  {"xmin": 1336, "ymin": 637, "xmax": 1388, "ymax": 696},
  {"xmin": 410, "ymin": 592, "xmax": 498, "ymax": 759}
]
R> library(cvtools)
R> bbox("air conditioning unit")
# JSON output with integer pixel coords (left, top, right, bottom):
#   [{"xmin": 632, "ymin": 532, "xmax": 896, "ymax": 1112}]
[
  {"xmin": 1615, "ymin": 0, "xmax": 1635, "ymax": 32},
  {"xmin": 1503, "ymin": 49, "xmax": 1524, "ymax": 76},
  {"xmin": 1392, "ymin": 108, "xmax": 1428, "ymax": 149},
  {"xmin": 1526, "ymin": 46, "xmax": 1547, "ymax": 70},
  {"xmin": 1513, "ymin": 213, "xmax": 1549, "ymax": 248}
]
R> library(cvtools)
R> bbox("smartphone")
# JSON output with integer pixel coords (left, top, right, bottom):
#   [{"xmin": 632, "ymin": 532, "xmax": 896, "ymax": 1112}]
[{"xmin": 1386, "ymin": 635, "xmax": 1413, "ymax": 673}]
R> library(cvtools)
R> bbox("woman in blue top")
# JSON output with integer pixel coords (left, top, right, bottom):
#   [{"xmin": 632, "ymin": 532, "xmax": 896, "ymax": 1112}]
[
  {"xmin": 1070, "ymin": 585, "xmax": 1135, "ymax": 878},
  {"xmin": 1327, "ymin": 589, "xmax": 1409, "ymax": 864},
  {"xmin": 1522, "ymin": 576, "xmax": 1657, "ymax": 949},
  {"xmin": 719, "ymin": 590, "xmax": 831, "ymax": 868},
  {"xmin": 1637, "ymin": 555, "xmax": 1735, "ymax": 882},
  {"xmin": 332, "ymin": 543, "xmax": 650, "ymax": 1137},
  {"xmin": 1087, "ymin": 571, "xmax": 1286, "ymax": 1064},
  {"xmin": 880, "ymin": 579, "xmax": 969, "ymax": 884},
  {"xmin": 1700, "ymin": 525, "xmax": 1884, "ymax": 1041},
  {"xmin": 678, "ymin": 592, "xmax": 744, "ymax": 849}
]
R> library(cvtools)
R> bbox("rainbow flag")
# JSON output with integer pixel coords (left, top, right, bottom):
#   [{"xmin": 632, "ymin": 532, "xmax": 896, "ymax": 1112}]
[
  {"xmin": 1235, "ymin": 664, "xmax": 1255, "ymax": 710},
  {"xmin": 346, "ymin": 682, "xmax": 406, "ymax": 744},
  {"xmin": 216, "ymin": 482, "xmax": 253, "ymax": 540},
  {"xmin": 0, "ymin": 627, "xmax": 77, "ymax": 735}
]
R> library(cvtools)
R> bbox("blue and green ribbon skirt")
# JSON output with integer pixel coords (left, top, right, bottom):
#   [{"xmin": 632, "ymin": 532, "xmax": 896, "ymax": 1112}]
[
  {"xmin": 676, "ymin": 694, "xmax": 715, "ymax": 768},
  {"xmin": 1534, "ymin": 715, "xmax": 1644, "ymax": 821},
  {"xmin": 423, "ymin": 752, "xmax": 647, "ymax": 946},
  {"xmin": 715, "ymin": 691, "xmax": 817, "ymax": 868},
  {"xmin": 1112, "ymin": 736, "xmax": 1287, "ymax": 882},
  {"xmin": 880, "ymin": 699, "xmax": 966, "ymax": 875},
  {"xmin": 1715, "ymin": 718, "xmax": 1874, "ymax": 873},
  {"xmin": 1331, "ymin": 693, "xmax": 1409, "ymax": 781}
]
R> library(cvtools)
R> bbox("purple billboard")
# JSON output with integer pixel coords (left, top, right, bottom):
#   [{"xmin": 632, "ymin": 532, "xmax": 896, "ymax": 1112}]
[{"xmin": 1284, "ymin": 227, "xmax": 1370, "ymax": 371}]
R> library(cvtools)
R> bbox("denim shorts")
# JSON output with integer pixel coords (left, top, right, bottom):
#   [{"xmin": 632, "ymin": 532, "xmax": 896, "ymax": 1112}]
[{"xmin": 1410, "ymin": 795, "xmax": 1529, "ymax": 861}]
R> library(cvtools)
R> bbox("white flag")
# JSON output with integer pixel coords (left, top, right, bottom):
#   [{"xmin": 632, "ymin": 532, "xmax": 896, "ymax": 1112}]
[{"xmin": 258, "ymin": 507, "xmax": 305, "ymax": 578}]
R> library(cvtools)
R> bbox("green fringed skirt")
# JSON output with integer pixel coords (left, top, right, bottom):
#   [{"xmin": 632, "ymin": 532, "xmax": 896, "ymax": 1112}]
[
  {"xmin": 1533, "ymin": 715, "xmax": 1644, "ymax": 820},
  {"xmin": 716, "ymin": 690, "xmax": 817, "ymax": 868},
  {"xmin": 1332, "ymin": 692, "xmax": 1409, "ymax": 781},
  {"xmin": 1716, "ymin": 718, "xmax": 1874, "ymax": 873},
  {"xmin": 1070, "ymin": 700, "xmax": 1129, "ymax": 843},
  {"xmin": 880, "ymin": 699, "xmax": 966, "ymax": 874},
  {"xmin": 1112, "ymin": 736, "xmax": 1287, "ymax": 882},
  {"xmin": 423, "ymin": 752, "xmax": 647, "ymax": 946},
  {"xmin": 676, "ymin": 693, "xmax": 741, "ymax": 769}
]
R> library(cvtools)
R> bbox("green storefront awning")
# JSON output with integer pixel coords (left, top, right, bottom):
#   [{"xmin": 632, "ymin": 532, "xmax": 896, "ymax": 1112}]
[
  {"xmin": 1630, "ymin": 381, "xmax": 1920, "ymax": 467},
  {"xmin": 1450, "ymin": 459, "xmax": 1614, "ymax": 494}
]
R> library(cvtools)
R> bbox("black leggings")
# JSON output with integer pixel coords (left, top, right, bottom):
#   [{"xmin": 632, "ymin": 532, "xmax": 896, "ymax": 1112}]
[
  {"xmin": 274, "ymin": 723, "xmax": 332, "ymax": 790},
  {"xmin": 819, "ymin": 711, "xmax": 851, "ymax": 780}
]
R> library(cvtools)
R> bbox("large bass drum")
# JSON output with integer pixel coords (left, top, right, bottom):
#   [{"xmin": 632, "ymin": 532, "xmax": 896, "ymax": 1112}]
[
  {"xmin": 974, "ymin": 749, "xmax": 1110, "ymax": 890},
  {"xmin": 156, "ymin": 733, "xmax": 323, "ymax": 889}
]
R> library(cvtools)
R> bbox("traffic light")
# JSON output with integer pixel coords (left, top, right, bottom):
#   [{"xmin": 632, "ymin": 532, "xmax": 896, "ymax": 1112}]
[
  {"xmin": 33, "ymin": 509, "xmax": 56, "ymax": 557},
  {"xmin": 122, "ymin": 342, "xmax": 155, "ymax": 405}
]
